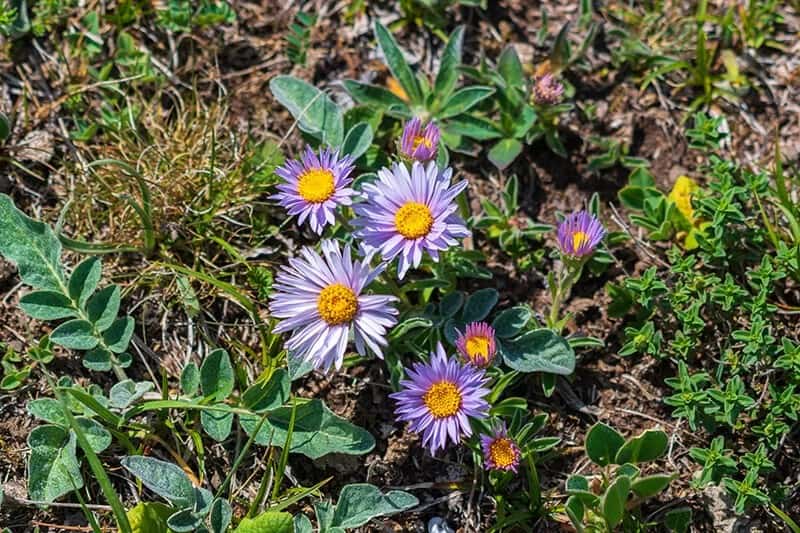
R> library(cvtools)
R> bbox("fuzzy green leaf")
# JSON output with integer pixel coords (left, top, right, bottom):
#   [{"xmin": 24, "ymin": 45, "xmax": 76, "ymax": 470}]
[
  {"xmin": 200, "ymin": 348, "xmax": 235, "ymax": 401},
  {"xmin": 462, "ymin": 288, "xmax": 498, "ymax": 322},
  {"xmin": 120, "ymin": 456, "xmax": 195, "ymax": 508},
  {"xmin": 631, "ymin": 474, "xmax": 672, "ymax": 499},
  {"xmin": 86, "ymin": 285, "xmax": 121, "ymax": 331},
  {"xmin": 109, "ymin": 380, "xmax": 153, "ymax": 409},
  {"xmin": 488, "ymin": 138, "xmax": 523, "ymax": 170},
  {"xmin": 373, "ymin": 21, "xmax": 422, "ymax": 104},
  {"xmin": 501, "ymin": 329, "xmax": 575, "ymax": 375},
  {"xmin": 434, "ymin": 26, "xmax": 465, "ymax": 103},
  {"xmin": 201, "ymin": 408, "xmax": 234, "ymax": 442},
  {"xmin": 180, "ymin": 362, "xmax": 200, "ymax": 395},
  {"xmin": 269, "ymin": 75, "xmax": 343, "ymax": 147},
  {"xmin": 103, "ymin": 316, "xmax": 134, "ymax": 353},
  {"xmin": 585, "ymin": 422, "xmax": 625, "ymax": 466},
  {"xmin": 68, "ymin": 257, "xmax": 101, "ymax": 307},
  {"xmin": 331, "ymin": 483, "xmax": 419, "ymax": 528},
  {"xmin": 27, "ymin": 425, "xmax": 83, "ymax": 502},
  {"xmin": 19, "ymin": 290, "xmax": 76, "ymax": 320},
  {"xmin": 342, "ymin": 122, "xmax": 373, "ymax": 160},
  {"xmin": 242, "ymin": 368, "xmax": 290, "ymax": 412},
  {"xmin": 438, "ymin": 86, "xmax": 494, "ymax": 119},
  {"xmin": 615, "ymin": 429, "xmax": 669, "ymax": 464},
  {"xmin": 234, "ymin": 511, "xmax": 293, "ymax": 533},
  {"xmin": 51, "ymin": 319, "xmax": 98, "ymax": 350},
  {"xmin": 492, "ymin": 306, "xmax": 531, "ymax": 338},
  {"xmin": 127, "ymin": 502, "xmax": 174, "ymax": 533},
  {"xmin": 601, "ymin": 475, "xmax": 630, "ymax": 529},
  {"xmin": 28, "ymin": 398, "xmax": 68, "ymax": 426}
]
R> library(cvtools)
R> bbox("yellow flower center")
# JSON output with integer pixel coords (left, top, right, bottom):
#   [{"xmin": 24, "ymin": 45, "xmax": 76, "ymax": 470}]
[
  {"xmin": 412, "ymin": 135, "xmax": 433, "ymax": 151},
  {"xmin": 297, "ymin": 168, "xmax": 335, "ymax": 203},
  {"xmin": 465, "ymin": 335, "xmax": 492, "ymax": 362},
  {"xmin": 423, "ymin": 381, "xmax": 462, "ymax": 418},
  {"xmin": 572, "ymin": 230, "xmax": 590, "ymax": 251},
  {"xmin": 395, "ymin": 202, "xmax": 434, "ymax": 239},
  {"xmin": 317, "ymin": 283, "xmax": 358, "ymax": 325},
  {"xmin": 489, "ymin": 437, "xmax": 517, "ymax": 468}
]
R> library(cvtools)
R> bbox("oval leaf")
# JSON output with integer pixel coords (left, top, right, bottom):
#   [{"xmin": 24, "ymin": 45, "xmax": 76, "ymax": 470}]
[
  {"xmin": 19, "ymin": 290, "xmax": 76, "ymax": 320},
  {"xmin": 585, "ymin": 422, "xmax": 625, "ymax": 467},
  {"xmin": 86, "ymin": 285, "xmax": 121, "ymax": 332},
  {"xmin": 615, "ymin": 429, "xmax": 669, "ymax": 464},
  {"xmin": 501, "ymin": 329, "xmax": 575, "ymax": 375},
  {"xmin": 200, "ymin": 348, "xmax": 234, "ymax": 401},
  {"xmin": 51, "ymin": 319, "xmax": 98, "ymax": 350},
  {"xmin": 120, "ymin": 456, "xmax": 195, "ymax": 508},
  {"xmin": 269, "ymin": 75, "xmax": 343, "ymax": 146}
]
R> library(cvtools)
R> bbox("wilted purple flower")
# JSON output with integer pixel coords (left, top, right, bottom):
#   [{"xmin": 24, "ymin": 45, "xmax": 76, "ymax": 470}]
[
  {"xmin": 532, "ymin": 73, "xmax": 564, "ymax": 105},
  {"xmin": 272, "ymin": 146, "xmax": 355, "ymax": 234},
  {"xmin": 269, "ymin": 240, "xmax": 398, "ymax": 372},
  {"xmin": 400, "ymin": 118, "xmax": 440, "ymax": 161},
  {"xmin": 455, "ymin": 322, "xmax": 497, "ymax": 368},
  {"xmin": 352, "ymin": 161, "xmax": 469, "ymax": 279},
  {"xmin": 556, "ymin": 211, "xmax": 605, "ymax": 258},
  {"xmin": 390, "ymin": 343, "xmax": 490, "ymax": 454},
  {"xmin": 481, "ymin": 423, "xmax": 521, "ymax": 472}
]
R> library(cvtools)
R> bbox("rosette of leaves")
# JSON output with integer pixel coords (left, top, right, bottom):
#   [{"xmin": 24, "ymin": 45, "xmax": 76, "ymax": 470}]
[
  {"xmin": 565, "ymin": 422, "xmax": 685, "ymax": 532},
  {"xmin": 0, "ymin": 195, "xmax": 135, "ymax": 373},
  {"xmin": 342, "ymin": 23, "xmax": 495, "ymax": 163}
]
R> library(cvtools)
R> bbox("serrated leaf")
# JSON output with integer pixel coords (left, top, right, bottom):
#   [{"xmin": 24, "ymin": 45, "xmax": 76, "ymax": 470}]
[
  {"xmin": 269, "ymin": 75, "xmax": 343, "ymax": 146},
  {"xmin": 68, "ymin": 257, "xmax": 101, "ymax": 307},
  {"xmin": 242, "ymin": 368, "xmax": 290, "ymax": 412},
  {"xmin": 86, "ymin": 285, "xmax": 120, "ymax": 331},
  {"xmin": 234, "ymin": 511, "xmax": 293, "ymax": 533},
  {"xmin": 51, "ymin": 319, "xmax": 98, "ymax": 350},
  {"xmin": 331, "ymin": 483, "xmax": 418, "ymax": 528},
  {"xmin": 615, "ymin": 429, "xmax": 668, "ymax": 464},
  {"xmin": 200, "ymin": 348, "xmax": 234, "ymax": 401},
  {"xmin": 180, "ymin": 362, "xmax": 200, "ymax": 395},
  {"xmin": 373, "ymin": 21, "xmax": 422, "ymax": 104},
  {"xmin": 501, "ymin": 329, "xmax": 575, "ymax": 375},
  {"xmin": 585, "ymin": 422, "xmax": 625, "ymax": 467},
  {"xmin": 27, "ymin": 425, "xmax": 83, "ymax": 502},
  {"xmin": 103, "ymin": 316, "xmax": 134, "ymax": 353},
  {"xmin": 0, "ymin": 194, "xmax": 66, "ymax": 291},
  {"xmin": 201, "ymin": 408, "xmax": 234, "ymax": 442},
  {"xmin": 19, "ymin": 290, "xmax": 76, "ymax": 320},
  {"xmin": 461, "ymin": 288, "xmax": 498, "ymax": 322},
  {"xmin": 120, "ymin": 456, "xmax": 195, "ymax": 508},
  {"xmin": 239, "ymin": 399, "xmax": 374, "ymax": 459},
  {"xmin": 491, "ymin": 306, "xmax": 531, "ymax": 338},
  {"xmin": 127, "ymin": 502, "xmax": 174, "ymax": 533}
]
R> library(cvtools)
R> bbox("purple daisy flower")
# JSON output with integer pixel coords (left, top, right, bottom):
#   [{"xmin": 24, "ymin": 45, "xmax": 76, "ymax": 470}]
[
  {"xmin": 353, "ymin": 161, "xmax": 470, "ymax": 279},
  {"xmin": 399, "ymin": 118, "xmax": 440, "ymax": 162},
  {"xmin": 272, "ymin": 146, "xmax": 355, "ymax": 234},
  {"xmin": 455, "ymin": 322, "xmax": 497, "ymax": 368},
  {"xmin": 390, "ymin": 343, "xmax": 490, "ymax": 454},
  {"xmin": 269, "ymin": 240, "xmax": 398, "ymax": 372},
  {"xmin": 556, "ymin": 211, "xmax": 605, "ymax": 258},
  {"xmin": 481, "ymin": 423, "xmax": 521, "ymax": 472},
  {"xmin": 532, "ymin": 73, "xmax": 564, "ymax": 105}
]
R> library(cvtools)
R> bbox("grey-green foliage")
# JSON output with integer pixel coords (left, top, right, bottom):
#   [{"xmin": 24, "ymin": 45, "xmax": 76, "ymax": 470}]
[
  {"xmin": 566, "ymin": 422, "xmax": 679, "ymax": 532},
  {"xmin": 0, "ymin": 195, "xmax": 134, "ymax": 372},
  {"xmin": 26, "ymin": 393, "xmax": 112, "ymax": 502},
  {"xmin": 297, "ymin": 483, "xmax": 418, "ymax": 532}
]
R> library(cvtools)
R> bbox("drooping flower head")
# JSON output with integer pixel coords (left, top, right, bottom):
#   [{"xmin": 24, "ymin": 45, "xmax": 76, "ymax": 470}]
[
  {"xmin": 353, "ymin": 161, "xmax": 470, "ymax": 279},
  {"xmin": 532, "ymin": 73, "xmax": 564, "ymax": 105},
  {"xmin": 390, "ymin": 343, "xmax": 490, "ymax": 454},
  {"xmin": 400, "ymin": 118, "xmax": 440, "ymax": 162},
  {"xmin": 455, "ymin": 322, "xmax": 497, "ymax": 368},
  {"xmin": 556, "ymin": 211, "xmax": 605, "ymax": 259},
  {"xmin": 269, "ymin": 240, "xmax": 398, "ymax": 372},
  {"xmin": 481, "ymin": 423, "xmax": 521, "ymax": 472},
  {"xmin": 272, "ymin": 146, "xmax": 355, "ymax": 234}
]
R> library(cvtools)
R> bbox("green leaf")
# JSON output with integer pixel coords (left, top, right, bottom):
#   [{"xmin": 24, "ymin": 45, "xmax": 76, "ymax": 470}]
[
  {"xmin": 331, "ymin": 483, "xmax": 419, "ymax": 528},
  {"xmin": 501, "ymin": 329, "xmax": 575, "ymax": 375},
  {"xmin": 341, "ymin": 80, "xmax": 410, "ymax": 116},
  {"xmin": 75, "ymin": 417, "xmax": 112, "ymax": 453},
  {"xmin": 86, "ymin": 285, "xmax": 121, "ymax": 331},
  {"xmin": 341, "ymin": 122, "xmax": 373, "ymax": 160},
  {"xmin": 438, "ymin": 87, "xmax": 494, "ymax": 119},
  {"xmin": 615, "ymin": 429, "xmax": 668, "ymax": 464},
  {"xmin": 631, "ymin": 474, "xmax": 672, "ymax": 499},
  {"xmin": 103, "ymin": 316, "xmax": 134, "ymax": 353},
  {"xmin": 492, "ymin": 306, "xmax": 531, "ymax": 338},
  {"xmin": 127, "ymin": 502, "xmax": 174, "ymax": 533},
  {"xmin": 167, "ymin": 508, "xmax": 203, "ymax": 532},
  {"xmin": 565, "ymin": 474, "xmax": 598, "ymax": 505},
  {"xmin": 240, "ymin": 399, "xmax": 375, "ymax": 459},
  {"xmin": 665, "ymin": 507, "xmax": 692, "ymax": 533},
  {"xmin": 242, "ymin": 368, "xmax": 290, "ymax": 412},
  {"xmin": 234, "ymin": 511, "xmax": 293, "ymax": 533},
  {"xmin": 209, "ymin": 498, "xmax": 232, "ymax": 533},
  {"xmin": 269, "ymin": 75, "xmax": 344, "ymax": 146},
  {"xmin": 51, "ymin": 319, "xmax": 98, "ymax": 350},
  {"xmin": 462, "ymin": 288, "xmax": 498, "ymax": 322},
  {"xmin": 0, "ymin": 112, "xmax": 9, "ymax": 141},
  {"xmin": 200, "ymin": 348, "xmax": 235, "ymax": 401},
  {"xmin": 293, "ymin": 514, "xmax": 313, "ymax": 533},
  {"xmin": 488, "ymin": 138, "xmax": 523, "ymax": 170},
  {"xmin": 27, "ymin": 425, "xmax": 83, "ymax": 502},
  {"xmin": 109, "ymin": 380, "xmax": 153, "ymax": 409},
  {"xmin": 497, "ymin": 45, "xmax": 524, "ymax": 87},
  {"xmin": 565, "ymin": 496, "xmax": 585, "ymax": 532},
  {"xmin": 601, "ymin": 475, "xmax": 630, "ymax": 530},
  {"xmin": 180, "ymin": 362, "xmax": 200, "ymax": 395},
  {"xmin": 201, "ymin": 408, "xmax": 234, "ymax": 442},
  {"xmin": 68, "ymin": 257, "xmax": 101, "ymax": 307},
  {"xmin": 0, "ymin": 194, "xmax": 65, "ymax": 291},
  {"xmin": 434, "ymin": 25, "xmax": 465, "ymax": 103},
  {"xmin": 19, "ymin": 290, "xmax": 76, "ymax": 320},
  {"xmin": 120, "ymin": 456, "xmax": 195, "ymax": 508},
  {"xmin": 28, "ymin": 398, "xmax": 69, "ymax": 426},
  {"xmin": 585, "ymin": 422, "xmax": 625, "ymax": 466},
  {"xmin": 83, "ymin": 347, "xmax": 112, "ymax": 371},
  {"xmin": 373, "ymin": 21, "xmax": 422, "ymax": 105}
]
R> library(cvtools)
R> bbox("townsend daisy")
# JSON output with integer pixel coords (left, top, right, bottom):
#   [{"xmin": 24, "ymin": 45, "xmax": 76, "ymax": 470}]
[
  {"xmin": 399, "ymin": 117, "xmax": 440, "ymax": 162},
  {"xmin": 390, "ymin": 343, "xmax": 490, "ymax": 454},
  {"xmin": 353, "ymin": 161, "xmax": 469, "ymax": 279},
  {"xmin": 455, "ymin": 322, "xmax": 497, "ymax": 368},
  {"xmin": 272, "ymin": 146, "xmax": 355, "ymax": 234},
  {"xmin": 481, "ymin": 423, "xmax": 521, "ymax": 472},
  {"xmin": 556, "ymin": 211, "xmax": 605, "ymax": 259},
  {"xmin": 269, "ymin": 240, "xmax": 398, "ymax": 372}
]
